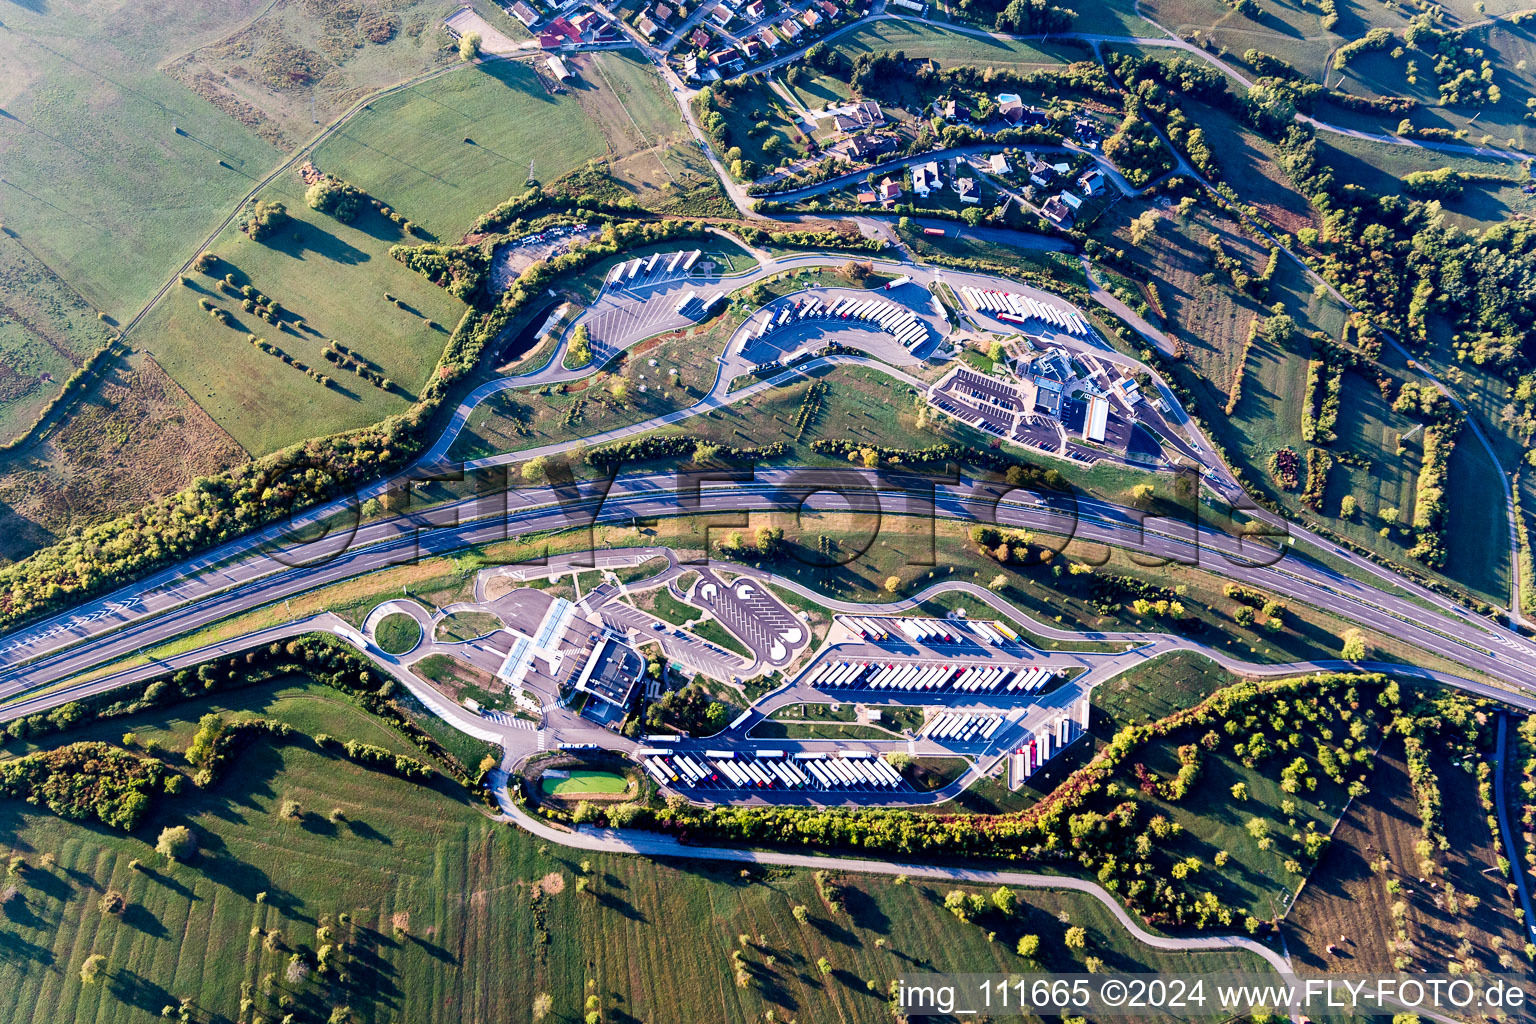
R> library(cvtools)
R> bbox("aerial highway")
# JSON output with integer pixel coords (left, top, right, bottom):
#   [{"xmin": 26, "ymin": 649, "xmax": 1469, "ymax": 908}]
[
  {"xmin": 3, "ymin": 464, "xmax": 1535, "ymax": 725},
  {"xmin": 1, "ymin": 239, "xmax": 1526, "ymax": 723}
]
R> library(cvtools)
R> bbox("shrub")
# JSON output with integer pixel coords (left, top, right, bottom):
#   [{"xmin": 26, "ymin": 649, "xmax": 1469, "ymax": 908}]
[{"xmin": 156, "ymin": 826, "xmax": 197, "ymax": 861}]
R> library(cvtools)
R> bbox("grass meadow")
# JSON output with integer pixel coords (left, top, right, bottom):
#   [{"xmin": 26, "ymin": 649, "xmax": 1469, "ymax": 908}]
[
  {"xmin": 311, "ymin": 60, "xmax": 610, "ymax": 241},
  {"xmin": 129, "ymin": 55, "xmax": 704, "ymax": 456},
  {"xmin": 131, "ymin": 195, "xmax": 467, "ymax": 456},
  {"xmin": 0, "ymin": 0, "xmax": 282, "ymax": 322},
  {"xmin": 162, "ymin": 0, "xmax": 484, "ymax": 148},
  {"xmin": 1098, "ymin": 191, "xmax": 1514, "ymax": 603},
  {"xmin": 832, "ymin": 19, "xmax": 1085, "ymax": 69},
  {"xmin": 0, "ymin": 234, "xmax": 117, "ymax": 441},
  {"xmin": 0, "ymin": 678, "xmax": 1266, "ymax": 1024}
]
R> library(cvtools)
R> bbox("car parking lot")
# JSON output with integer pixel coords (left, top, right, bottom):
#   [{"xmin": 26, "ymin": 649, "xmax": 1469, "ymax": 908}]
[
  {"xmin": 736, "ymin": 285, "xmax": 944, "ymax": 368},
  {"xmin": 576, "ymin": 249, "xmax": 731, "ymax": 364},
  {"xmin": 689, "ymin": 569, "xmax": 805, "ymax": 666},
  {"xmin": 596, "ymin": 599, "xmax": 747, "ymax": 683},
  {"xmin": 777, "ymin": 615, "xmax": 1084, "ymax": 708},
  {"xmin": 490, "ymin": 223, "xmax": 600, "ymax": 290},
  {"xmin": 638, "ymin": 746, "xmax": 914, "ymax": 796},
  {"xmin": 930, "ymin": 367, "xmax": 1065, "ymax": 450}
]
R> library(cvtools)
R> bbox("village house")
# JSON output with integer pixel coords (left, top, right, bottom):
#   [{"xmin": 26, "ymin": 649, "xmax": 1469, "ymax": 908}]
[
  {"xmin": 912, "ymin": 160, "xmax": 941, "ymax": 196},
  {"xmin": 1041, "ymin": 194, "xmax": 1073, "ymax": 229},
  {"xmin": 511, "ymin": 0, "xmax": 540, "ymax": 27}
]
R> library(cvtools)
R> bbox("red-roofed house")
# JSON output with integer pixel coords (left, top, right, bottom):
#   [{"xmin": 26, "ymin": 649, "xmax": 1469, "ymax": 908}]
[{"xmin": 690, "ymin": 27, "xmax": 712, "ymax": 47}]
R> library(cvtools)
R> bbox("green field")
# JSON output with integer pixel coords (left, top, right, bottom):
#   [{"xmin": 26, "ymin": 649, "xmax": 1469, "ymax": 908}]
[
  {"xmin": 435, "ymin": 611, "xmax": 503, "ymax": 642},
  {"xmin": 116, "ymin": 54, "xmax": 703, "ymax": 456},
  {"xmin": 311, "ymin": 61, "xmax": 609, "ymax": 241},
  {"xmin": 1091, "ymin": 650, "xmax": 1242, "ymax": 727},
  {"xmin": 0, "ymin": 236, "xmax": 118, "ymax": 441},
  {"xmin": 832, "ymin": 19, "xmax": 1088, "ymax": 68},
  {"xmin": 780, "ymin": 69, "xmax": 853, "ymax": 112},
  {"xmin": 1318, "ymin": 131, "xmax": 1527, "ymax": 189},
  {"xmin": 0, "ymin": 678, "xmax": 1269, "ymax": 1024},
  {"xmin": 130, "ymin": 196, "xmax": 467, "ymax": 454},
  {"xmin": 446, "ymin": 306, "xmax": 736, "ymax": 462},
  {"xmin": 0, "ymin": 0, "xmax": 280, "ymax": 323},
  {"xmin": 704, "ymin": 75, "xmax": 814, "ymax": 176},
  {"xmin": 1100, "ymin": 198, "xmax": 1511, "ymax": 602},
  {"xmin": 163, "ymin": 0, "xmax": 478, "ymax": 147},
  {"xmin": 541, "ymin": 769, "xmax": 629, "ymax": 795},
  {"xmin": 688, "ymin": 617, "xmax": 754, "ymax": 658}
]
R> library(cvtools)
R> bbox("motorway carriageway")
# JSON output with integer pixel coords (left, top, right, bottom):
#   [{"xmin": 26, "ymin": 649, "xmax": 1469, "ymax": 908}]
[{"xmin": 2, "ymin": 469, "xmax": 1535, "ymax": 705}]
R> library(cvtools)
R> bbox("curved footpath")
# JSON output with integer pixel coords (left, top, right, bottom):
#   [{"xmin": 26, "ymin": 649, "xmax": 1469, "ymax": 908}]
[{"xmin": 487, "ymin": 780, "xmax": 1295, "ymax": 974}]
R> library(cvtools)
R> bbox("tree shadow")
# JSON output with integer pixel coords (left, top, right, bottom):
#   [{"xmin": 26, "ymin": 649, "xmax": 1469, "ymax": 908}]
[
  {"xmin": 299, "ymin": 813, "xmax": 338, "ymax": 837},
  {"xmin": 134, "ymin": 864, "xmax": 197, "ymax": 901},
  {"xmin": 23, "ymin": 867, "xmax": 72, "ymax": 903},
  {"xmin": 121, "ymin": 902, "xmax": 170, "ymax": 938},
  {"xmin": 341, "ymin": 929, "xmax": 405, "ymax": 1008},
  {"xmin": 272, "ymin": 221, "xmax": 370, "ymax": 266},
  {"xmin": 107, "ymin": 968, "xmax": 175, "ymax": 1013},
  {"xmin": 347, "ymin": 819, "xmax": 393, "ymax": 844},
  {"xmin": 404, "ymin": 932, "xmax": 459, "ymax": 966},
  {"xmin": 809, "ymin": 914, "xmax": 858, "ymax": 945},
  {"xmin": 842, "ymin": 883, "xmax": 889, "ymax": 934},
  {"xmin": 0, "ymin": 926, "xmax": 54, "ymax": 967},
  {"xmin": 1, "ymin": 893, "xmax": 45, "ymax": 929},
  {"xmin": 593, "ymin": 890, "xmax": 648, "ymax": 922}
]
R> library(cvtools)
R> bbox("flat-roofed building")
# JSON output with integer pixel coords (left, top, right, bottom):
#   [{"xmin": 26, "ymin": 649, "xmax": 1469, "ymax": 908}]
[
  {"xmin": 1083, "ymin": 394, "xmax": 1109, "ymax": 443},
  {"xmin": 573, "ymin": 633, "xmax": 646, "ymax": 720}
]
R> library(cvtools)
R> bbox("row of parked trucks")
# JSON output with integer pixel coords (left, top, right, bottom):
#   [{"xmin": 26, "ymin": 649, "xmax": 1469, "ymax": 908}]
[
  {"xmin": 805, "ymin": 659, "xmax": 1058, "ymax": 694},
  {"xmin": 959, "ymin": 286, "xmax": 1089, "ymax": 336},
  {"xmin": 605, "ymin": 249, "xmax": 703, "ymax": 289},
  {"xmin": 921, "ymin": 712, "xmax": 1005, "ymax": 742},
  {"xmin": 751, "ymin": 294, "xmax": 929, "ymax": 349},
  {"xmin": 1010, "ymin": 715, "xmax": 1080, "ymax": 778},
  {"xmin": 637, "ymin": 747, "xmax": 907, "ymax": 791},
  {"xmin": 841, "ymin": 615, "xmax": 1020, "ymax": 646}
]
